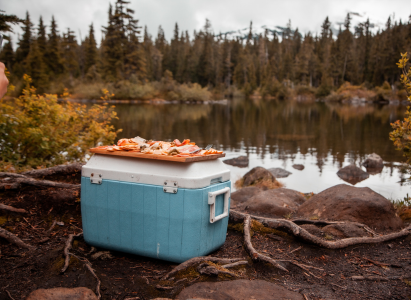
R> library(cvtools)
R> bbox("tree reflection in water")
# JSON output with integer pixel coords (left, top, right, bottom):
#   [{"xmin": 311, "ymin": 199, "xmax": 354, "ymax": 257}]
[{"xmin": 112, "ymin": 98, "xmax": 411, "ymax": 199}]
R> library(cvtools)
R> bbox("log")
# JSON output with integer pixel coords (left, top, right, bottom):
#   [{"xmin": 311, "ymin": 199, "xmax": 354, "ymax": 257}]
[
  {"xmin": 0, "ymin": 176, "xmax": 80, "ymax": 190},
  {"xmin": 230, "ymin": 210, "xmax": 411, "ymax": 249},
  {"xmin": 22, "ymin": 163, "xmax": 83, "ymax": 178}
]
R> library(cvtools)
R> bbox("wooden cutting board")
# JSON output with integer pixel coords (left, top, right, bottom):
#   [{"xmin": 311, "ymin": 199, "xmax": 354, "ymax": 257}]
[{"xmin": 89, "ymin": 147, "xmax": 226, "ymax": 163}]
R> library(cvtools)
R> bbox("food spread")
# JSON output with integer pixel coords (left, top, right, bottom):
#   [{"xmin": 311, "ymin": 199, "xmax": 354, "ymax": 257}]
[{"xmin": 95, "ymin": 136, "xmax": 223, "ymax": 157}]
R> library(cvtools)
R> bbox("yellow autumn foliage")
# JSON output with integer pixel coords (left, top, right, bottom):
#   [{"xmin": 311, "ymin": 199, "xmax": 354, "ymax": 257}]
[{"xmin": 0, "ymin": 74, "xmax": 121, "ymax": 171}]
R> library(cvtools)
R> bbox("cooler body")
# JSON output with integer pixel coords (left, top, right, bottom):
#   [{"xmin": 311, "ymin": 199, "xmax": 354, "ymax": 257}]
[{"xmin": 80, "ymin": 154, "xmax": 231, "ymax": 263}]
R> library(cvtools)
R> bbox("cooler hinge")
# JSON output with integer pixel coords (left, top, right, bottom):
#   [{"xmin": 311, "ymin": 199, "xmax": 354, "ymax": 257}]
[
  {"xmin": 90, "ymin": 173, "xmax": 102, "ymax": 185},
  {"xmin": 163, "ymin": 180, "xmax": 178, "ymax": 194}
]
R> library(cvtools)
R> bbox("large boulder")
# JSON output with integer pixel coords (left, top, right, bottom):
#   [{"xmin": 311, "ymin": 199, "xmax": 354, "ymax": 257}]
[
  {"xmin": 362, "ymin": 153, "xmax": 384, "ymax": 174},
  {"xmin": 296, "ymin": 184, "xmax": 403, "ymax": 231},
  {"xmin": 236, "ymin": 188, "xmax": 306, "ymax": 218},
  {"xmin": 177, "ymin": 279, "xmax": 304, "ymax": 300},
  {"xmin": 268, "ymin": 167, "xmax": 292, "ymax": 178},
  {"xmin": 231, "ymin": 186, "xmax": 266, "ymax": 207},
  {"xmin": 26, "ymin": 287, "xmax": 98, "ymax": 300},
  {"xmin": 336, "ymin": 164, "xmax": 369, "ymax": 185},
  {"xmin": 242, "ymin": 167, "xmax": 276, "ymax": 187},
  {"xmin": 223, "ymin": 156, "xmax": 249, "ymax": 168}
]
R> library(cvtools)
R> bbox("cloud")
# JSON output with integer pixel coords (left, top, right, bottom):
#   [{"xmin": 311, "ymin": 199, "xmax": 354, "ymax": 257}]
[{"xmin": 1, "ymin": 0, "xmax": 410, "ymax": 47}]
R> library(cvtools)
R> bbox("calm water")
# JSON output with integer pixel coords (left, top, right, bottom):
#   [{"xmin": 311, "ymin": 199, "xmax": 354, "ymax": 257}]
[{"xmin": 110, "ymin": 98, "xmax": 411, "ymax": 200}]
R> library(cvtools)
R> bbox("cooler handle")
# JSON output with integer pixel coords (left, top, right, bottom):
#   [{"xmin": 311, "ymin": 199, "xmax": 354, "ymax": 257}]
[{"xmin": 208, "ymin": 187, "xmax": 230, "ymax": 223}]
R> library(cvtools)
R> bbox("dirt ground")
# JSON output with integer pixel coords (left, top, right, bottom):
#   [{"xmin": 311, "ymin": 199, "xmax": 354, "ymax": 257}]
[{"xmin": 1, "ymin": 172, "xmax": 411, "ymax": 300}]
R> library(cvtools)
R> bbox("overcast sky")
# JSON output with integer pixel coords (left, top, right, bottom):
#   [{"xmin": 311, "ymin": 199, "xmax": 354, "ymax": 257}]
[{"xmin": 2, "ymin": 0, "xmax": 411, "ymax": 46}]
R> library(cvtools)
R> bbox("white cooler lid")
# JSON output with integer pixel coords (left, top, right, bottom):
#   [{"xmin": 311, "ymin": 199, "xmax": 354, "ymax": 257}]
[{"xmin": 82, "ymin": 154, "xmax": 230, "ymax": 189}]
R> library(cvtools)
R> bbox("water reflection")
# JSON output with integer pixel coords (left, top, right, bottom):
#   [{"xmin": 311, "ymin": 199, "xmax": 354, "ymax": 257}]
[{"xmin": 112, "ymin": 98, "xmax": 410, "ymax": 199}]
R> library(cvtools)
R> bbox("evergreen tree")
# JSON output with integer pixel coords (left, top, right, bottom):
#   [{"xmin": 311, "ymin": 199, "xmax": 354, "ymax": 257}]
[
  {"xmin": 46, "ymin": 16, "xmax": 64, "ymax": 76},
  {"xmin": 26, "ymin": 39, "xmax": 48, "ymax": 92},
  {"xmin": 62, "ymin": 28, "xmax": 80, "ymax": 78},
  {"xmin": 84, "ymin": 23, "xmax": 97, "ymax": 74},
  {"xmin": 17, "ymin": 11, "xmax": 33, "ymax": 64}
]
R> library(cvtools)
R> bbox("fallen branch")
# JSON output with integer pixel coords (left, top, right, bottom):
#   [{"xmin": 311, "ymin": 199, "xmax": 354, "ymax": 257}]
[
  {"xmin": 230, "ymin": 210, "xmax": 411, "ymax": 249},
  {"xmin": 61, "ymin": 232, "xmax": 83, "ymax": 273},
  {"xmin": 0, "ymin": 176, "xmax": 80, "ymax": 190},
  {"xmin": 22, "ymin": 163, "xmax": 83, "ymax": 178},
  {"xmin": 0, "ymin": 227, "xmax": 34, "ymax": 249},
  {"xmin": 0, "ymin": 204, "xmax": 27, "ymax": 214},
  {"xmin": 161, "ymin": 256, "xmax": 245, "ymax": 280},
  {"xmin": 243, "ymin": 215, "xmax": 288, "ymax": 272}
]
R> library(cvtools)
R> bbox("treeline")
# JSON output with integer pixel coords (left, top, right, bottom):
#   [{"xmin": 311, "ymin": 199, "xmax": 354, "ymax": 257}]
[{"xmin": 1, "ymin": 1, "xmax": 411, "ymax": 98}]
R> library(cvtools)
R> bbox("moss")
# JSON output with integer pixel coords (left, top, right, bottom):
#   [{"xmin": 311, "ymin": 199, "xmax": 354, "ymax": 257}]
[
  {"xmin": 73, "ymin": 240, "xmax": 79, "ymax": 248},
  {"xmin": 174, "ymin": 266, "xmax": 199, "ymax": 280},
  {"xmin": 50, "ymin": 256, "xmax": 80, "ymax": 273},
  {"xmin": 324, "ymin": 234, "xmax": 334, "ymax": 240},
  {"xmin": 251, "ymin": 220, "xmax": 288, "ymax": 237},
  {"xmin": 309, "ymin": 215, "xmax": 319, "ymax": 220},
  {"xmin": 157, "ymin": 280, "xmax": 174, "ymax": 287},
  {"xmin": 0, "ymin": 216, "xmax": 7, "ymax": 226},
  {"xmin": 399, "ymin": 208, "xmax": 411, "ymax": 222},
  {"xmin": 227, "ymin": 223, "xmax": 244, "ymax": 233}
]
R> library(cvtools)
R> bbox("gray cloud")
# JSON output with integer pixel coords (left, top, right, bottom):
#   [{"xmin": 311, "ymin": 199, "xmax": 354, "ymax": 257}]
[{"xmin": 2, "ymin": 0, "xmax": 410, "ymax": 46}]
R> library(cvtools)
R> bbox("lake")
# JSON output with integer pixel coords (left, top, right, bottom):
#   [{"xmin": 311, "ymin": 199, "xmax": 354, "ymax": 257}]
[{"xmin": 110, "ymin": 98, "xmax": 411, "ymax": 200}]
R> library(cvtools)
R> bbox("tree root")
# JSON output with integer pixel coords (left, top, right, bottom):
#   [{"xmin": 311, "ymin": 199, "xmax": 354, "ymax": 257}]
[
  {"xmin": 61, "ymin": 232, "xmax": 83, "ymax": 273},
  {"xmin": 0, "ymin": 204, "xmax": 27, "ymax": 214},
  {"xmin": 0, "ymin": 226, "xmax": 35, "ymax": 249},
  {"xmin": 351, "ymin": 274, "xmax": 411, "ymax": 281},
  {"xmin": 230, "ymin": 210, "xmax": 411, "ymax": 249},
  {"xmin": 221, "ymin": 260, "xmax": 248, "ymax": 268},
  {"xmin": 244, "ymin": 215, "xmax": 288, "ymax": 272},
  {"xmin": 161, "ymin": 256, "xmax": 245, "ymax": 280},
  {"xmin": 60, "ymin": 232, "xmax": 101, "ymax": 299}
]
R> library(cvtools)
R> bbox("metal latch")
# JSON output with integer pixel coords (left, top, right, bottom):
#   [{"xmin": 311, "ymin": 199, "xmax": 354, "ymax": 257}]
[
  {"xmin": 163, "ymin": 180, "xmax": 178, "ymax": 194},
  {"xmin": 90, "ymin": 174, "xmax": 102, "ymax": 185}
]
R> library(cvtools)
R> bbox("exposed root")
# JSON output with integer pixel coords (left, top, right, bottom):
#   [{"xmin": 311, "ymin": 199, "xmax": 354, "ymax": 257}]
[
  {"xmin": 161, "ymin": 256, "xmax": 245, "ymax": 280},
  {"xmin": 197, "ymin": 262, "xmax": 239, "ymax": 277},
  {"xmin": 222, "ymin": 260, "xmax": 248, "ymax": 268},
  {"xmin": 244, "ymin": 215, "xmax": 288, "ymax": 272},
  {"xmin": 72, "ymin": 254, "xmax": 101, "ymax": 299},
  {"xmin": 0, "ymin": 204, "xmax": 27, "ymax": 214},
  {"xmin": 292, "ymin": 218, "xmax": 378, "ymax": 236},
  {"xmin": 0, "ymin": 226, "xmax": 35, "ymax": 249},
  {"xmin": 230, "ymin": 210, "xmax": 411, "ymax": 249},
  {"xmin": 61, "ymin": 232, "xmax": 83, "ymax": 273}
]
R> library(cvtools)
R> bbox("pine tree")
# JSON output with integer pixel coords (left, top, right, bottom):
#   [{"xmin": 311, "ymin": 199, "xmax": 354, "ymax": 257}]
[
  {"xmin": 84, "ymin": 23, "xmax": 97, "ymax": 74},
  {"xmin": 0, "ymin": 10, "xmax": 23, "ymax": 34},
  {"xmin": 62, "ymin": 28, "xmax": 80, "ymax": 78},
  {"xmin": 46, "ymin": 16, "xmax": 64, "ymax": 76},
  {"xmin": 17, "ymin": 11, "xmax": 33, "ymax": 64},
  {"xmin": 26, "ymin": 39, "xmax": 48, "ymax": 92},
  {"xmin": 0, "ymin": 38, "xmax": 15, "ymax": 71}
]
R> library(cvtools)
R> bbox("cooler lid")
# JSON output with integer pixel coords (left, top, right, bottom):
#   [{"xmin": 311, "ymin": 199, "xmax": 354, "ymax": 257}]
[{"xmin": 82, "ymin": 154, "xmax": 230, "ymax": 189}]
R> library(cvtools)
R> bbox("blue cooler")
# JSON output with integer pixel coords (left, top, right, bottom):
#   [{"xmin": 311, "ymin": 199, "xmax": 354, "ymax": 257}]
[{"xmin": 80, "ymin": 154, "xmax": 231, "ymax": 263}]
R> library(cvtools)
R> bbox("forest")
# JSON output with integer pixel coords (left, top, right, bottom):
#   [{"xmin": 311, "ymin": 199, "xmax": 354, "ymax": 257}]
[{"xmin": 1, "ymin": 1, "xmax": 411, "ymax": 100}]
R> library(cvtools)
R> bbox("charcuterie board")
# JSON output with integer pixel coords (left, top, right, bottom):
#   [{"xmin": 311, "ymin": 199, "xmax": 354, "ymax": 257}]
[{"xmin": 89, "ymin": 147, "xmax": 226, "ymax": 163}]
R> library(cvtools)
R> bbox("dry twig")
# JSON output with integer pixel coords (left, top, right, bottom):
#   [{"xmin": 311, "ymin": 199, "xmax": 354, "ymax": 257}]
[
  {"xmin": 0, "ymin": 226, "xmax": 34, "ymax": 249},
  {"xmin": 0, "ymin": 204, "xmax": 27, "ymax": 214}
]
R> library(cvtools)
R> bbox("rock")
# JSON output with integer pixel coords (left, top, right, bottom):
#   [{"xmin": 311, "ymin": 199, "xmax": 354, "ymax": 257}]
[
  {"xmin": 296, "ymin": 184, "xmax": 403, "ymax": 231},
  {"xmin": 322, "ymin": 223, "xmax": 367, "ymax": 238},
  {"xmin": 177, "ymin": 279, "xmax": 304, "ymax": 300},
  {"xmin": 292, "ymin": 164, "xmax": 305, "ymax": 171},
  {"xmin": 268, "ymin": 167, "xmax": 292, "ymax": 178},
  {"xmin": 26, "ymin": 287, "xmax": 98, "ymax": 300},
  {"xmin": 362, "ymin": 153, "xmax": 384, "ymax": 169},
  {"xmin": 236, "ymin": 188, "xmax": 306, "ymax": 218},
  {"xmin": 223, "ymin": 156, "xmax": 249, "ymax": 168},
  {"xmin": 300, "ymin": 224, "xmax": 324, "ymax": 237},
  {"xmin": 231, "ymin": 186, "xmax": 266, "ymax": 207},
  {"xmin": 242, "ymin": 167, "xmax": 276, "ymax": 187},
  {"xmin": 336, "ymin": 164, "xmax": 369, "ymax": 185}
]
